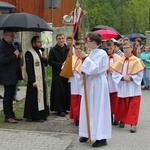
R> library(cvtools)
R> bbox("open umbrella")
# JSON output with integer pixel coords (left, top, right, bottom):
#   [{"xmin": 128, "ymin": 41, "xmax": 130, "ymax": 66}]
[
  {"xmin": 91, "ymin": 25, "xmax": 116, "ymax": 31},
  {"xmin": 0, "ymin": 12, "xmax": 52, "ymax": 32},
  {"xmin": 91, "ymin": 25, "xmax": 122, "ymax": 39},
  {"xmin": 125, "ymin": 33, "xmax": 146, "ymax": 42},
  {"xmin": 95, "ymin": 29, "xmax": 120, "ymax": 40}
]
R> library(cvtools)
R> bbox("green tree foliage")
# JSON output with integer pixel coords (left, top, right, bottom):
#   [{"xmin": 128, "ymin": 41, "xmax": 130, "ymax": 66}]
[{"xmin": 80, "ymin": 0, "xmax": 150, "ymax": 35}]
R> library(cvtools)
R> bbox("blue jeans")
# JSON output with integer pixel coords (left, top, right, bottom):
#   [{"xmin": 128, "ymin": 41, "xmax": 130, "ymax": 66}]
[{"xmin": 143, "ymin": 68, "xmax": 150, "ymax": 87}]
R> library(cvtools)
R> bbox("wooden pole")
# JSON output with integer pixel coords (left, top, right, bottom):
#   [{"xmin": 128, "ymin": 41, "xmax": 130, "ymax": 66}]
[
  {"xmin": 59, "ymin": 28, "xmax": 74, "ymax": 78},
  {"xmin": 83, "ymin": 73, "xmax": 91, "ymax": 144},
  {"xmin": 60, "ymin": 1, "xmax": 83, "ymax": 78}
]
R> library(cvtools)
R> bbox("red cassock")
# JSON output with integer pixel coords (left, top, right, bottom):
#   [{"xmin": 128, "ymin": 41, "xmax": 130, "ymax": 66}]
[
  {"xmin": 70, "ymin": 95, "xmax": 81, "ymax": 124},
  {"xmin": 110, "ymin": 92, "xmax": 118, "ymax": 115},
  {"xmin": 115, "ymin": 96, "xmax": 141, "ymax": 125}
]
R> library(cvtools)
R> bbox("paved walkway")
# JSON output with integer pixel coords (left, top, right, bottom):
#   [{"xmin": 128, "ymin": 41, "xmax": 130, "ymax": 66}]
[
  {"xmin": 0, "ymin": 129, "xmax": 76, "ymax": 150},
  {"xmin": 0, "ymin": 86, "xmax": 150, "ymax": 150}
]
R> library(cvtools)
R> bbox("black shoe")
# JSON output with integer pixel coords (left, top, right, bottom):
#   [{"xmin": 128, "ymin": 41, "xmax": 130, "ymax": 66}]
[
  {"xmin": 13, "ymin": 116, "xmax": 23, "ymax": 121},
  {"xmin": 64, "ymin": 111, "xmax": 69, "ymax": 115},
  {"xmin": 17, "ymin": 88, "xmax": 20, "ymax": 91},
  {"xmin": 32, "ymin": 119, "xmax": 44, "ymax": 123},
  {"xmin": 75, "ymin": 122, "xmax": 79, "ymax": 126},
  {"xmin": 0, "ymin": 95, "xmax": 3, "ymax": 99},
  {"xmin": 92, "ymin": 139, "xmax": 107, "ymax": 147},
  {"xmin": 26, "ymin": 119, "xmax": 32, "ymax": 122},
  {"xmin": 57, "ymin": 112, "xmax": 66, "ymax": 117},
  {"xmin": 42, "ymin": 118, "xmax": 48, "ymax": 121},
  {"xmin": 13, "ymin": 98, "xmax": 18, "ymax": 102},
  {"xmin": 111, "ymin": 115, "xmax": 114, "ymax": 125},
  {"xmin": 79, "ymin": 137, "xmax": 88, "ymax": 143},
  {"xmin": 119, "ymin": 122, "xmax": 125, "ymax": 128},
  {"xmin": 113, "ymin": 121, "xmax": 119, "ymax": 126}
]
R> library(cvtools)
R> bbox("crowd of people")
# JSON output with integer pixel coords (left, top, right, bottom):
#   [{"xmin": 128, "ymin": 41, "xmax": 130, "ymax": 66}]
[{"xmin": 0, "ymin": 28, "xmax": 150, "ymax": 148}]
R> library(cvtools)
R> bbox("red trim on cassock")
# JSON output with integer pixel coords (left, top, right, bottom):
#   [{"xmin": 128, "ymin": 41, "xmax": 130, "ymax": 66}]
[{"xmin": 111, "ymin": 55, "xmax": 145, "ymax": 75}]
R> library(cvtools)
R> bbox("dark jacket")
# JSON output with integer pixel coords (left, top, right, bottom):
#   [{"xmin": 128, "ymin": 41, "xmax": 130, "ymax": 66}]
[
  {"xmin": 0, "ymin": 38, "xmax": 22, "ymax": 85},
  {"xmin": 98, "ymin": 45, "xmax": 108, "ymax": 54},
  {"xmin": 12, "ymin": 38, "xmax": 24, "ymax": 67},
  {"xmin": 48, "ymin": 44, "xmax": 70, "ymax": 112},
  {"xmin": 48, "ymin": 44, "xmax": 69, "ymax": 76}
]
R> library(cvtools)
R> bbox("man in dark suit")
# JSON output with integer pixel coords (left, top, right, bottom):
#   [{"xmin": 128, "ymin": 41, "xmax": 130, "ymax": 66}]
[{"xmin": 0, "ymin": 29, "xmax": 23, "ymax": 123}]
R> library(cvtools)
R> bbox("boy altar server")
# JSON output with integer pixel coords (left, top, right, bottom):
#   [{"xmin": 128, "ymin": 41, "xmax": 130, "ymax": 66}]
[
  {"xmin": 111, "ymin": 41, "xmax": 145, "ymax": 133},
  {"xmin": 78, "ymin": 32, "xmax": 111, "ymax": 147},
  {"xmin": 70, "ymin": 41, "xmax": 83, "ymax": 126},
  {"xmin": 106, "ymin": 40, "xmax": 120, "ymax": 125}
]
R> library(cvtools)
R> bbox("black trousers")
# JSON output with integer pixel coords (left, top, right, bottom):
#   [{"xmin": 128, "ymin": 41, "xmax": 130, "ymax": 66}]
[{"xmin": 3, "ymin": 84, "xmax": 16, "ymax": 119}]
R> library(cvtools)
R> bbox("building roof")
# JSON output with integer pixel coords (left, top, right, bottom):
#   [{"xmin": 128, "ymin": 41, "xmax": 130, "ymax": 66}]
[{"xmin": 0, "ymin": 1, "xmax": 16, "ymax": 9}]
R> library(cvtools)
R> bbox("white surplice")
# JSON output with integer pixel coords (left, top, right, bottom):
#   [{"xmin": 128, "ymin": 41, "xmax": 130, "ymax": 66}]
[
  {"xmin": 112, "ymin": 60, "xmax": 144, "ymax": 98},
  {"xmin": 79, "ymin": 49, "xmax": 111, "ymax": 141},
  {"xmin": 107, "ymin": 58, "xmax": 118, "ymax": 93},
  {"xmin": 70, "ymin": 71, "xmax": 82, "ymax": 95}
]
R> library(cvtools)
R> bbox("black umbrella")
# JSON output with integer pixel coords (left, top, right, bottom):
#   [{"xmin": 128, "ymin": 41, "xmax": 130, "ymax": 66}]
[
  {"xmin": 125, "ymin": 33, "xmax": 146, "ymax": 42},
  {"xmin": 91, "ymin": 25, "xmax": 116, "ymax": 31},
  {"xmin": 91, "ymin": 25, "xmax": 122, "ymax": 39},
  {"xmin": 0, "ymin": 12, "xmax": 52, "ymax": 32}
]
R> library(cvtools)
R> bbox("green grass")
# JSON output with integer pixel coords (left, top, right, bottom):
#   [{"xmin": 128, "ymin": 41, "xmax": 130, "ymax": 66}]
[
  {"xmin": 46, "ymin": 67, "xmax": 52, "ymax": 86},
  {"xmin": 0, "ymin": 112, "xmax": 5, "ymax": 122},
  {"xmin": 13, "ymin": 101, "xmax": 24, "ymax": 118},
  {"xmin": 18, "ymin": 80, "xmax": 27, "ymax": 86}
]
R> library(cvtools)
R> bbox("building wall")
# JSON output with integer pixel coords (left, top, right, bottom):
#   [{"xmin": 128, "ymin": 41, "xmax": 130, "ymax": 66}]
[
  {"xmin": 1, "ymin": 0, "xmax": 75, "ymax": 80},
  {"xmin": 2, "ymin": 0, "xmax": 75, "ymax": 27}
]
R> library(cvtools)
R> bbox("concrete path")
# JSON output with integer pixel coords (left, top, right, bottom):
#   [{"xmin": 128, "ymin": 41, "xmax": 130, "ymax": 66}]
[{"xmin": 0, "ymin": 85, "xmax": 150, "ymax": 150}]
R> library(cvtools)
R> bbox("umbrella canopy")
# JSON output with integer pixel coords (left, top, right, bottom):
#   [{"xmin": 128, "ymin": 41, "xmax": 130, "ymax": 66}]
[
  {"xmin": 95, "ymin": 29, "xmax": 120, "ymax": 40},
  {"xmin": 125, "ymin": 33, "xmax": 146, "ymax": 42},
  {"xmin": 0, "ymin": 1, "xmax": 16, "ymax": 9},
  {"xmin": 0, "ymin": 12, "xmax": 52, "ymax": 32},
  {"xmin": 92, "ymin": 25, "xmax": 122, "ymax": 39},
  {"xmin": 91, "ymin": 25, "xmax": 116, "ymax": 31}
]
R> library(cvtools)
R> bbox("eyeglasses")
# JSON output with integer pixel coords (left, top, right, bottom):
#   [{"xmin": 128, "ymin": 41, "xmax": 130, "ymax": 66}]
[
  {"xmin": 123, "ymin": 47, "xmax": 131, "ymax": 50},
  {"xmin": 5, "ymin": 34, "xmax": 15, "ymax": 37},
  {"xmin": 36, "ymin": 41, "xmax": 42, "ymax": 43}
]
